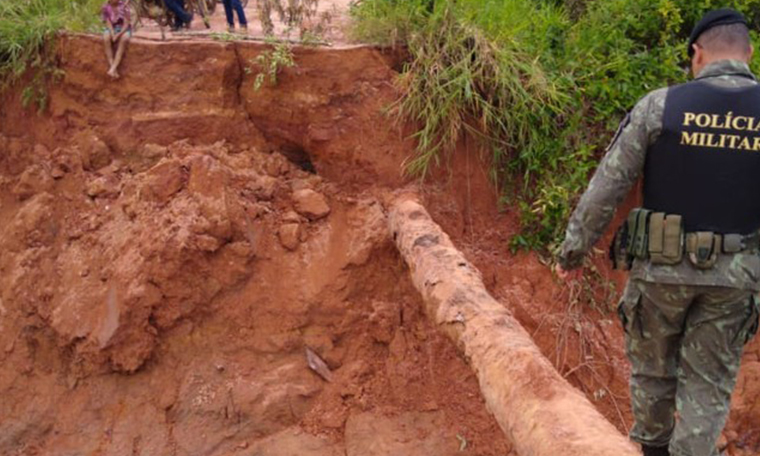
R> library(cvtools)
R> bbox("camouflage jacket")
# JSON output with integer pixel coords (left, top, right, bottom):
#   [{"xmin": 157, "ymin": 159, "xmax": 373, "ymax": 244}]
[{"xmin": 558, "ymin": 59, "xmax": 760, "ymax": 291}]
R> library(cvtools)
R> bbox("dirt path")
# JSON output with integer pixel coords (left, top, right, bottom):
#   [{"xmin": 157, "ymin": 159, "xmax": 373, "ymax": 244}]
[{"xmin": 132, "ymin": 0, "xmax": 354, "ymax": 45}]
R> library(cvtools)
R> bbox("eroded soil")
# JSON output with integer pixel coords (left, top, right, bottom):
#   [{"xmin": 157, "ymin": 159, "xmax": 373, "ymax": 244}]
[{"xmin": 0, "ymin": 35, "xmax": 758, "ymax": 456}]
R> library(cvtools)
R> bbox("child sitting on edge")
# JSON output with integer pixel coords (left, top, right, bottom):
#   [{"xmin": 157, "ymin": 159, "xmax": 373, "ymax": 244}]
[{"xmin": 101, "ymin": 0, "xmax": 132, "ymax": 79}]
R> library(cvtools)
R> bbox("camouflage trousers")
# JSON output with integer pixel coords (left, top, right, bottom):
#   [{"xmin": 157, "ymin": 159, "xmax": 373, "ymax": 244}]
[{"xmin": 618, "ymin": 280, "xmax": 759, "ymax": 456}]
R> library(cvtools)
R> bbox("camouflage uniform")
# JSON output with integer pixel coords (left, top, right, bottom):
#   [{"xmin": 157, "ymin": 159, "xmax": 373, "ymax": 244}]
[{"xmin": 558, "ymin": 60, "xmax": 760, "ymax": 456}]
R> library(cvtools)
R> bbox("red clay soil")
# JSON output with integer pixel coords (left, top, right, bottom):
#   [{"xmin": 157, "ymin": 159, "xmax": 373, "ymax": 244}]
[
  {"xmin": 421, "ymin": 135, "xmax": 760, "ymax": 455},
  {"xmin": 0, "ymin": 34, "xmax": 757, "ymax": 455}
]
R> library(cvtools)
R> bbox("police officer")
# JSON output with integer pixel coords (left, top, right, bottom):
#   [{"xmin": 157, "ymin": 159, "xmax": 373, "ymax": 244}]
[{"xmin": 555, "ymin": 8, "xmax": 760, "ymax": 456}]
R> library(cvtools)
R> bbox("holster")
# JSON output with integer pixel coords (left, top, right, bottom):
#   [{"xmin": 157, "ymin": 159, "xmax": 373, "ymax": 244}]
[
  {"xmin": 610, "ymin": 222, "xmax": 632, "ymax": 270},
  {"xmin": 628, "ymin": 208, "xmax": 652, "ymax": 259},
  {"xmin": 610, "ymin": 208, "xmax": 651, "ymax": 270}
]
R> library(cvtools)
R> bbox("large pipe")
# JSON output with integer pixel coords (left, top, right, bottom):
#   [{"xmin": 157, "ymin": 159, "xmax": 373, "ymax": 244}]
[{"xmin": 388, "ymin": 197, "xmax": 640, "ymax": 456}]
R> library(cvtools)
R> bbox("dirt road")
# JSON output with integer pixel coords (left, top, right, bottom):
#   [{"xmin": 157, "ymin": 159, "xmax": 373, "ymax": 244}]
[{"xmin": 132, "ymin": 0, "xmax": 354, "ymax": 44}]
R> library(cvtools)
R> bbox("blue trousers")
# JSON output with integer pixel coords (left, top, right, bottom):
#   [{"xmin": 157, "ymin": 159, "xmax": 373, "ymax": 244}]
[
  {"xmin": 222, "ymin": 0, "xmax": 247, "ymax": 26},
  {"xmin": 164, "ymin": 0, "xmax": 192, "ymax": 26}
]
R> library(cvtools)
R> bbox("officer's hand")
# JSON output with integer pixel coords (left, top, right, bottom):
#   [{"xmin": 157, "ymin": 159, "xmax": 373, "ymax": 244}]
[{"xmin": 554, "ymin": 263, "xmax": 583, "ymax": 282}]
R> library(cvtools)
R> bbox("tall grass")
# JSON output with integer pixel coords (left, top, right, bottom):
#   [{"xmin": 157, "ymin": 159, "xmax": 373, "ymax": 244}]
[
  {"xmin": 0, "ymin": 0, "xmax": 102, "ymax": 104},
  {"xmin": 396, "ymin": 3, "xmax": 569, "ymax": 181},
  {"xmin": 351, "ymin": 0, "xmax": 760, "ymax": 248}
]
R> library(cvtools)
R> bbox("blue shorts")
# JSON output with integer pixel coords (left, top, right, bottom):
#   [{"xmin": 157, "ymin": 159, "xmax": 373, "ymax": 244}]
[{"xmin": 104, "ymin": 25, "xmax": 132, "ymax": 37}]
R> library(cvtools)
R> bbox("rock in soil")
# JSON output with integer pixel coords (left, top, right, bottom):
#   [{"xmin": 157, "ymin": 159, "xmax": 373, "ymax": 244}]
[
  {"xmin": 278, "ymin": 223, "xmax": 305, "ymax": 251},
  {"xmin": 293, "ymin": 189, "xmax": 331, "ymax": 220}
]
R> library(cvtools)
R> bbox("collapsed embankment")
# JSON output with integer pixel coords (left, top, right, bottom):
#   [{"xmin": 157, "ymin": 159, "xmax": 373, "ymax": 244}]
[{"xmin": 1, "ymin": 35, "xmax": 758, "ymax": 456}]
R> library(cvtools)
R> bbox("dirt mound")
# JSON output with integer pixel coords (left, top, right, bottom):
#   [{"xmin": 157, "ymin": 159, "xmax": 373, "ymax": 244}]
[
  {"xmin": 2, "ymin": 137, "xmax": 287, "ymax": 373},
  {"xmin": 0, "ymin": 134, "xmax": 510, "ymax": 455}
]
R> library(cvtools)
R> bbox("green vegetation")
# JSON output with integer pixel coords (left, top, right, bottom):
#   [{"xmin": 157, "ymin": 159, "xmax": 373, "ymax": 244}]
[
  {"xmin": 0, "ymin": 0, "xmax": 102, "ymax": 109},
  {"xmin": 249, "ymin": 40, "xmax": 297, "ymax": 90},
  {"xmin": 351, "ymin": 0, "xmax": 760, "ymax": 249}
]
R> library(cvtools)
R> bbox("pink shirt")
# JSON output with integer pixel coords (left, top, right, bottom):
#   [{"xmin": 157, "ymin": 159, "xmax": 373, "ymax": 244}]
[{"xmin": 101, "ymin": 1, "xmax": 131, "ymax": 27}]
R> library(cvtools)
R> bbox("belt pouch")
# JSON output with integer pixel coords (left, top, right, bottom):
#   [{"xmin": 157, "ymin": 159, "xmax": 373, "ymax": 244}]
[
  {"xmin": 659, "ymin": 214, "xmax": 683, "ymax": 264},
  {"xmin": 649, "ymin": 212, "xmax": 672, "ymax": 264},
  {"xmin": 687, "ymin": 231, "xmax": 719, "ymax": 269},
  {"xmin": 648, "ymin": 213, "xmax": 665, "ymax": 254}
]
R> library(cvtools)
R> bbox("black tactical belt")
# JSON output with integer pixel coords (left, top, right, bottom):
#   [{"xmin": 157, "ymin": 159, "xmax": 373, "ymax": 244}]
[{"xmin": 610, "ymin": 208, "xmax": 760, "ymax": 271}]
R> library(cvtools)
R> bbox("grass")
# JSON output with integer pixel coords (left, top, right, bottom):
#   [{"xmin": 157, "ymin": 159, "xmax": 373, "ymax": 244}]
[
  {"xmin": 351, "ymin": 0, "xmax": 760, "ymax": 249},
  {"xmin": 0, "ymin": 0, "xmax": 102, "ymax": 108},
  {"xmin": 394, "ymin": 3, "xmax": 568, "ymax": 181}
]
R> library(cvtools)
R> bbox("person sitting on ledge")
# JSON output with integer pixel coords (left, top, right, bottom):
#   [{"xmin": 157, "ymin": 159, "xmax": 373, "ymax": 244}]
[{"xmin": 101, "ymin": 0, "xmax": 132, "ymax": 79}]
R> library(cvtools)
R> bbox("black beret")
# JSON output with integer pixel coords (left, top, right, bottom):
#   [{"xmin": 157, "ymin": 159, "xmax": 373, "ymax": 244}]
[{"xmin": 688, "ymin": 8, "xmax": 748, "ymax": 57}]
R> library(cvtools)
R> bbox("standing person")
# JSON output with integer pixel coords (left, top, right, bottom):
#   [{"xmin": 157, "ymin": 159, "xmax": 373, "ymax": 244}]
[
  {"xmin": 222, "ymin": 0, "xmax": 248, "ymax": 33},
  {"xmin": 101, "ymin": 0, "xmax": 132, "ymax": 79},
  {"xmin": 257, "ymin": 0, "xmax": 274, "ymax": 35},
  {"xmin": 164, "ymin": 0, "xmax": 193, "ymax": 30},
  {"xmin": 556, "ymin": 8, "xmax": 760, "ymax": 456}
]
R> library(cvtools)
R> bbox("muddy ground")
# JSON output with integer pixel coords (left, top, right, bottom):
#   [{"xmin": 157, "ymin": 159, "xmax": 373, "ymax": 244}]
[{"xmin": 0, "ymin": 34, "xmax": 758, "ymax": 456}]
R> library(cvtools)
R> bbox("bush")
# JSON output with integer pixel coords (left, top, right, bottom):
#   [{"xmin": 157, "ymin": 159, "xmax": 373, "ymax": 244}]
[{"xmin": 351, "ymin": 0, "xmax": 760, "ymax": 249}]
